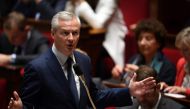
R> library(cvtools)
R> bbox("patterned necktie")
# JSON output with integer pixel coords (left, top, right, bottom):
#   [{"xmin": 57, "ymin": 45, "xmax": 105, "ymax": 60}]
[{"xmin": 66, "ymin": 57, "xmax": 79, "ymax": 105}]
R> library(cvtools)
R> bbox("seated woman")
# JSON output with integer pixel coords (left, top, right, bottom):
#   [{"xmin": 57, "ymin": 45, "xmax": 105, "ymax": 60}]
[
  {"xmin": 163, "ymin": 27, "xmax": 190, "ymax": 97},
  {"xmin": 112, "ymin": 19, "xmax": 176, "ymax": 86}
]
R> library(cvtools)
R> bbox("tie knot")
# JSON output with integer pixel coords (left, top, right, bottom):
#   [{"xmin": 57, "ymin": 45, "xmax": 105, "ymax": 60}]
[{"xmin": 66, "ymin": 57, "xmax": 73, "ymax": 68}]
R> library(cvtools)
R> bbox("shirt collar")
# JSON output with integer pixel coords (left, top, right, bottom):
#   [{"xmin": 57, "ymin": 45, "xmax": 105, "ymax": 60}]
[
  {"xmin": 52, "ymin": 44, "xmax": 76, "ymax": 66},
  {"xmin": 154, "ymin": 92, "xmax": 161, "ymax": 109}
]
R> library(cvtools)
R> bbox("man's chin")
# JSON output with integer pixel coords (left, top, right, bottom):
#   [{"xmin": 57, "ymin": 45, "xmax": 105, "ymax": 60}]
[{"xmin": 66, "ymin": 48, "xmax": 74, "ymax": 54}]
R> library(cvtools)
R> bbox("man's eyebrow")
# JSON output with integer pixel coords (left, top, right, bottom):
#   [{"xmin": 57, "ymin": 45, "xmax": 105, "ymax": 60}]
[{"xmin": 60, "ymin": 29, "xmax": 79, "ymax": 31}]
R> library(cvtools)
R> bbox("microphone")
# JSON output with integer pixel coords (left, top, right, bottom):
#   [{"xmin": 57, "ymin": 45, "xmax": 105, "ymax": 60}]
[
  {"xmin": 73, "ymin": 64, "xmax": 96, "ymax": 109},
  {"xmin": 73, "ymin": 64, "xmax": 83, "ymax": 76}
]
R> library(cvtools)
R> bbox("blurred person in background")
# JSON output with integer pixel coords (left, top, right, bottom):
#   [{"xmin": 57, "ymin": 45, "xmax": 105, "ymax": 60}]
[
  {"xmin": 65, "ymin": 0, "xmax": 129, "ymax": 80},
  {"xmin": 0, "ymin": 11, "xmax": 49, "ymax": 106},
  {"xmin": 0, "ymin": 11, "xmax": 49, "ymax": 70},
  {"xmin": 126, "ymin": 65, "xmax": 187, "ymax": 109},
  {"xmin": 13, "ymin": 0, "xmax": 68, "ymax": 20},
  {"xmin": 112, "ymin": 19, "xmax": 176, "ymax": 86},
  {"xmin": 161, "ymin": 27, "xmax": 190, "ymax": 98},
  {"xmin": 0, "ymin": 0, "xmax": 17, "ymax": 18}
]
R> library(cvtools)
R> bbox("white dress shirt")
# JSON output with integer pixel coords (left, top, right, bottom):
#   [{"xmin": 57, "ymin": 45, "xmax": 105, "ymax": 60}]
[{"xmin": 52, "ymin": 44, "xmax": 80, "ymax": 98}]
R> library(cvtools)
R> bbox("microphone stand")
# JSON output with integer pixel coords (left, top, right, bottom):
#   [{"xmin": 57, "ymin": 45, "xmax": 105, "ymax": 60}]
[
  {"xmin": 73, "ymin": 64, "xmax": 96, "ymax": 109},
  {"xmin": 78, "ymin": 76, "xmax": 96, "ymax": 109}
]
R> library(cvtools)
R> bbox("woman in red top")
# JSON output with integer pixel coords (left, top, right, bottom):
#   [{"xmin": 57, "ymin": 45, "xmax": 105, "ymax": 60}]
[{"xmin": 164, "ymin": 27, "xmax": 190, "ymax": 97}]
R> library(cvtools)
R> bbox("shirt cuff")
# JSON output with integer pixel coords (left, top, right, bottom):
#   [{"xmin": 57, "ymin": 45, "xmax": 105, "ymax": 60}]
[{"xmin": 10, "ymin": 54, "xmax": 16, "ymax": 64}]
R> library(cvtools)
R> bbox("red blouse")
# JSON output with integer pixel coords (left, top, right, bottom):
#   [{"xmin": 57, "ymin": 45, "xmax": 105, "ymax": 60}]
[{"xmin": 175, "ymin": 58, "xmax": 190, "ymax": 96}]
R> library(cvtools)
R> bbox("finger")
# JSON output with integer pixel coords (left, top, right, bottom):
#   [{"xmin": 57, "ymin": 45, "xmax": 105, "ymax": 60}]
[
  {"xmin": 13, "ymin": 91, "xmax": 20, "ymax": 100},
  {"xmin": 9, "ymin": 98, "xmax": 14, "ymax": 104},
  {"xmin": 130, "ymin": 72, "xmax": 137, "ymax": 82},
  {"xmin": 141, "ymin": 77, "xmax": 154, "ymax": 83},
  {"xmin": 168, "ymin": 88, "xmax": 177, "ymax": 93},
  {"xmin": 159, "ymin": 83, "xmax": 164, "ymax": 90},
  {"xmin": 140, "ymin": 77, "xmax": 155, "ymax": 88},
  {"xmin": 8, "ymin": 98, "xmax": 14, "ymax": 109},
  {"xmin": 164, "ymin": 87, "xmax": 172, "ymax": 93},
  {"xmin": 144, "ymin": 80, "xmax": 156, "ymax": 90}
]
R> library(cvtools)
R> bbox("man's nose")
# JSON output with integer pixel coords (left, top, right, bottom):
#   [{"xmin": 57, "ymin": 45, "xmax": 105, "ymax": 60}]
[{"xmin": 68, "ymin": 33, "xmax": 74, "ymax": 40}]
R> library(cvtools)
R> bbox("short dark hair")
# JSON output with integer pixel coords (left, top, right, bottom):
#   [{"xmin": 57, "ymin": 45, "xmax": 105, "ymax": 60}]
[
  {"xmin": 3, "ymin": 11, "xmax": 26, "ymax": 31},
  {"xmin": 136, "ymin": 65, "xmax": 159, "ymax": 83},
  {"xmin": 134, "ymin": 19, "xmax": 166, "ymax": 51}
]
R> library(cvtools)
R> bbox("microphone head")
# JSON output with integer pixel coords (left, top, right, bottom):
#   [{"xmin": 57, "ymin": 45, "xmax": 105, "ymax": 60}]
[{"xmin": 73, "ymin": 64, "xmax": 83, "ymax": 76}]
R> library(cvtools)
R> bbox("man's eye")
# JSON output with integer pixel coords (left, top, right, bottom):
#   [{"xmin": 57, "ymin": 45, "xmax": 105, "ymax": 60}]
[
  {"xmin": 61, "ymin": 32, "xmax": 70, "ymax": 36},
  {"xmin": 72, "ymin": 31, "xmax": 79, "ymax": 36}
]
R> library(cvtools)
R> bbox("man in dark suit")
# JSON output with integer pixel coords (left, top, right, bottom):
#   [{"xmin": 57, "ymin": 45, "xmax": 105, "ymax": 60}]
[
  {"xmin": 126, "ymin": 65, "xmax": 187, "ymax": 109},
  {"xmin": 0, "ymin": 12, "xmax": 49, "ymax": 67},
  {"xmin": 0, "ymin": 11, "xmax": 49, "ymax": 108},
  {"xmin": 13, "ymin": 0, "xmax": 68, "ymax": 20},
  {"xmin": 8, "ymin": 11, "xmax": 156, "ymax": 109}
]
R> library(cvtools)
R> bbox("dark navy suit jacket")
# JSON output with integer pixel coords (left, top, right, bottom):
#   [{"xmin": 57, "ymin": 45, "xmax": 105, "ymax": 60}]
[
  {"xmin": 21, "ymin": 49, "xmax": 132, "ymax": 109},
  {"xmin": 0, "ymin": 28, "xmax": 49, "ymax": 66},
  {"xmin": 13, "ymin": 0, "xmax": 68, "ymax": 20},
  {"xmin": 126, "ymin": 94, "xmax": 188, "ymax": 109}
]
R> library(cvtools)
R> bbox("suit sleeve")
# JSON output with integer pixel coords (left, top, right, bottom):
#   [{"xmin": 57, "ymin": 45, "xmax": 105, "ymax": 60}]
[
  {"xmin": 13, "ymin": 33, "xmax": 49, "ymax": 66},
  {"xmin": 83, "ymin": 55, "xmax": 132, "ymax": 108},
  {"xmin": 21, "ymin": 63, "xmax": 41, "ymax": 109}
]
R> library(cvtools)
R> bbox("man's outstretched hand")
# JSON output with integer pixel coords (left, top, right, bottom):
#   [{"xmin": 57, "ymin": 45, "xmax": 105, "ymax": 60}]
[
  {"xmin": 8, "ymin": 91, "xmax": 23, "ymax": 109},
  {"xmin": 128, "ymin": 73, "xmax": 156, "ymax": 98}
]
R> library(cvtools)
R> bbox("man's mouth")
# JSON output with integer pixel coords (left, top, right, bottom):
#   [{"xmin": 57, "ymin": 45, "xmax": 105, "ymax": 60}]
[{"xmin": 67, "ymin": 44, "xmax": 73, "ymax": 49}]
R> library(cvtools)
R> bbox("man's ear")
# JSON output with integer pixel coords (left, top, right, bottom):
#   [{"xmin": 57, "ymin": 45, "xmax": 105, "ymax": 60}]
[
  {"xmin": 51, "ymin": 29, "xmax": 55, "ymax": 36},
  {"xmin": 51, "ymin": 30, "xmax": 55, "ymax": 40}
]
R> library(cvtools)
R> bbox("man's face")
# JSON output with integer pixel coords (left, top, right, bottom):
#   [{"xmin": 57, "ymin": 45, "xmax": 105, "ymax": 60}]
[
  {"xmin": 5, "ymin": 27, "xmax": 26, "ymax": 46},
  {"xmin": 52, "ymin": 18, "xmax": 80, "ymax": 56},
  {"xmin": 137, "ymin": 86, "xmax": 158, "ymax": 107}
]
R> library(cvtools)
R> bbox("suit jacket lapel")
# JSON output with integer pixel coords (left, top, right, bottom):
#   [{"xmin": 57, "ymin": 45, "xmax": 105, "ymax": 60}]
[
  {"xmin": 47, "ymin": 50, "xmax": 68, "ymax": 86},
  {"xmin": 157, "ymin": 95, "xmax": 167, "ymax": 109},
  {"xmin": 45, "ymin": 49, "xmax": 71, "ymax": 96},
  {"xmin": 133, "ymin": 99, "xmax": 140, "ymax": 109}
]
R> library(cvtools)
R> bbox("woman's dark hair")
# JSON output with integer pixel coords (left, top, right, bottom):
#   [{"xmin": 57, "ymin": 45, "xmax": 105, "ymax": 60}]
[{"xmin": 134, "ymin": 19, "xmax": 167, "ymax": 51}]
